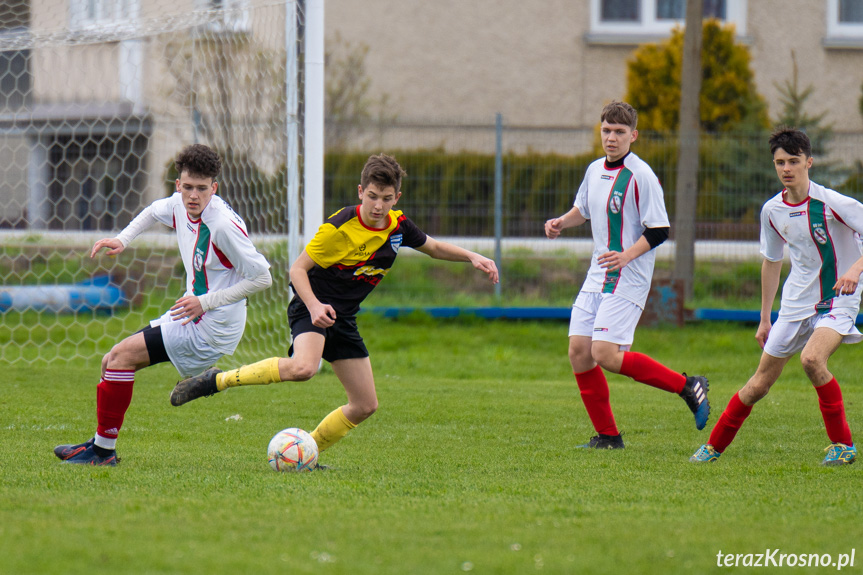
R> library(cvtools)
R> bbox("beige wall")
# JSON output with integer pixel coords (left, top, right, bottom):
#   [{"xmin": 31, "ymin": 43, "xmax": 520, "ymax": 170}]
[
  {"xmin": 0, "ymin": 138, "xmax": 30, "ymax": 226},
  {"xmin": 326, "ymin": 0, "xmax": 591, "ymax": 126},
  {"xmin": 326, "ymin": 0, "xmax": 863, "ymax": 133},
  {"xmin": 748, "ymin": 1, "xmax": 863, "ymax": 132},
  {"xmin": 25, "ymin": 0, "xmax": 288, "ymax": 205}
]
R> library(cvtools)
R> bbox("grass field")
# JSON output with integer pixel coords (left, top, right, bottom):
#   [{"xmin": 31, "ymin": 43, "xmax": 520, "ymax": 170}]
[{"xmin": 2, "ymin": 318, "xmax": 861, "ymax": 574}]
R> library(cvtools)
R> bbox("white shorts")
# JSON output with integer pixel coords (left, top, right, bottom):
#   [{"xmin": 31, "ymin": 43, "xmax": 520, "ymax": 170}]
[
  {"xmin": 151, "ymin": 312, "xmax": 225, "ymax": 377},
  {"xmin": 763, "ymin": 309, "xmax": 863, "ymax": 358},
  {"xmin": 568, "ymin": 291, "xmax": 643, "ymax": 348}
]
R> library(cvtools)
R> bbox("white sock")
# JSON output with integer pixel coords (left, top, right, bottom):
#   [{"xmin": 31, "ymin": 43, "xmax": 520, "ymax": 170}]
[{"xmin": 94, "ymin": 433, "xmax": 117, "ymax": 450}]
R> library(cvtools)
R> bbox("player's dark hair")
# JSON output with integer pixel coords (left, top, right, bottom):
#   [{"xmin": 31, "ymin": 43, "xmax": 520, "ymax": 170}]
[
  {"xmin": 769, "ymin": 127, "xmax": 811, "ymax": 158},
  {"xmin": 361, "ymin": 154, "xmax": 407, "ymax": 192},
  {"xmin": 175, "ymin": 144, "xmax": 222, "ymax": 181},
  {"xmin": 601, "ymin": 101, "xmax": 638, "ymax": 130}
]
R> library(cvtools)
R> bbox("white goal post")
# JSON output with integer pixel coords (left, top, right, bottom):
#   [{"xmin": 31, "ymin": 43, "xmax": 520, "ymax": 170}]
[{"xmin": 0, "ymin": 0, "xmax": 324, "ymax": 366}]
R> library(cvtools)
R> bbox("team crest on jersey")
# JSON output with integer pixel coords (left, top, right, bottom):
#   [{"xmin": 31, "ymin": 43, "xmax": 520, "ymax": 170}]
[
  {"xmin": 609, "ymin": 195, "xmax": 623, "ymax": 215},
  {"xmin": 194, "ymin": 249, "xmax": 205, "ymax": 271},
  {"xmin": 390, "ymin": 233, "xmax": 403, "ymax": 253},
  {"xmin": 812, "ymin": 224, "xmax": 828, "ymax": 245}
]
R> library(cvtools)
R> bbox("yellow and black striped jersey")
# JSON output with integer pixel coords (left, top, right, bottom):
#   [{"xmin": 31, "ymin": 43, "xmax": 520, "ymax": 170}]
[{"xmin": 303, "ymin": 205, "xmax": 428, "ymax": 314}]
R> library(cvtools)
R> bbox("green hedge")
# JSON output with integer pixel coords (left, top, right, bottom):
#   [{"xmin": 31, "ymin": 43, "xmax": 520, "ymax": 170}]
[{"xmin": 163, "ymin": 142, "xmax": 863, "ymax": 239}]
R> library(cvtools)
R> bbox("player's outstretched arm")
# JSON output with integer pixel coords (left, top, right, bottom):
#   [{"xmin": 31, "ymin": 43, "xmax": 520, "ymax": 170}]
[
  {"xmin": 545, "ymin": 207, "xmax": 586, "ymax": 239},
  {"xmin": 756, "ymin": 259, "xmax": 783, "ymax": 348},
  {"xmin": 415, "ymin": 237, "xmax": 499, "ymax": 284},
  {"xmin": 90, "ymin": 238, "xmax": 125, "ymax": 258}
]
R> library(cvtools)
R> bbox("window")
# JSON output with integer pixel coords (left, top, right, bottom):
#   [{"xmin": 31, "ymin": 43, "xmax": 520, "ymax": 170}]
[
  {"xmin": 826, "ymin": 0, "xmax": 863, "ymax": 47},
  {"xmin": 199, "ymin": 0, "xmax": 250, "ymax": 33},
  {"xmin": 0, "ymin": 1, "xmax": 30, "ymax": 110},
  {"xmin": 840, "ymin": 0, "xmax": 863, "ymax": 22},
  {"xmin": 0, "ymin": 50, "xmax": 30, "ymax": 110},
  {"xmin": 69, "ymin": 0, "xmax": 138, "ymax": 31},
  {"xmin": 588, "ymin": 0, "xmax": 747, "ymax": 44}
]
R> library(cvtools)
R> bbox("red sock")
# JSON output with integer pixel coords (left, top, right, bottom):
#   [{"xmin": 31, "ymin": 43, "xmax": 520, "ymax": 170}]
[
  {"xmin": 816, "ymin": 378, "xmax": 853, "ymax": 446},
  {"xmin": 708, "ymin": 392, "xmax": 753, "ymax": 453},
  {"xmin": 574, "ymin": 365, "xmax": 619, "ymax": 436},
  {"xmin": 619, "ymin": 352, "xmax": 686, "ymax": 393},
  {"xmin": 96, "ymin": 369, "xmax": 135, "ymax": 441}
]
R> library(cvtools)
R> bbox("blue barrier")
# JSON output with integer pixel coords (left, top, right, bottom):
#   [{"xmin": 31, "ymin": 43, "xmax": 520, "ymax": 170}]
[
  {"xmin": 0, "ymin": 275, "xmax": 127, "ymax": 313},
  {"xmin": 363, "ymin": 307, "xmax": 573, "ymax": 320},
  {"xmin": 363, "ymin": 307, "xmax": 863, "ymax": 324},
  {"xmin": 693, "ymin": 309, "xmax": 778, "ymax": 322}
]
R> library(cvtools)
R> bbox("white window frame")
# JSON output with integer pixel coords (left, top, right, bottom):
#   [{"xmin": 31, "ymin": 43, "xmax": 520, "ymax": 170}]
[
  {"xmin": 588, "ymin": 0, "xmax": 748, "ymax": 44},
  {"xmin": 825, "ymin": 0, "xmax": 863, "ymax": 47},
  {"xmin": 198, "ymin": 0, "xmax": 251, "ymax": 33},
  {"xmin": 69, "ymin": 0, "xmax": 139, "ymax": 32}
]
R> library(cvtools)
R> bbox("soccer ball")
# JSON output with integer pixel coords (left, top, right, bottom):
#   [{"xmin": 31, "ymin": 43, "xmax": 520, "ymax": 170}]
[{"xmin": 267, "ymin": 428, "xmax": 318, "ymax": 472}]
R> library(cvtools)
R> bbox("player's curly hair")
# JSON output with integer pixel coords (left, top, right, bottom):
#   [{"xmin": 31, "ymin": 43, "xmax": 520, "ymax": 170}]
[
  {"xmin": 361, "ymin": 154, "xmax": 407, "ymax": 191},
  {"xmin": 601, "ymin": 101, "xmax": 638, "ymax": 130},
  {"xmin": 769, "ymin": 127, "xmax": 811, "ymax": 158},
  {"xmin": 175, "ymin": 144, "xmax": 222, "ymax": 180}
]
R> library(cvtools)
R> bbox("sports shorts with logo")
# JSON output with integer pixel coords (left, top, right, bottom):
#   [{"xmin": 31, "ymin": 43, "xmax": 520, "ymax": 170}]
[
  {"xmin": 568, "ymin": 291, "xmax": 642, "ymax": 348},
  {"xmin": 763, "ymin": 308, "xmax": 863, "ymax": 358}
]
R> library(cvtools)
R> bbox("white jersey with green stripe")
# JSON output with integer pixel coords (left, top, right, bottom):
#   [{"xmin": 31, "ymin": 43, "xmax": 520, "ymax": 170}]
[
  {"xmin": 573, "ymin": 152, "xmax": 670, "ymax": 308},
  {"xmin": 117, "ymin": 193, "xmax": 270, "ymax": 354},
  {"xmin": 760, "ymin": 182, "xmax": 863, "ymax": 321}
]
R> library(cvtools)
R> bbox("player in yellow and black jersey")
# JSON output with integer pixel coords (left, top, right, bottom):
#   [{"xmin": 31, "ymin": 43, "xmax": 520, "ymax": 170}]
[
  {"xmin": 171, "ymin": 154, "xmax": 499, "ymax": 464},
  {"xmin": 303, "ymin": 203, "xmax": 427, "ymax": 316}
]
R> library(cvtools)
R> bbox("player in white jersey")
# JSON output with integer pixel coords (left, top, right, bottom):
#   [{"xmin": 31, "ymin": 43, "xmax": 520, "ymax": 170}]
[
  {"xmin": 545, "ymin": 101, "xmax": 710, "ymax": 450},
  {"xmin": 53, "ymin": 144, "xmax": 272, "ymax": 466},
  {"xmin": 691, "ymin": 128, "xmax": 862, "ymax": 466}
]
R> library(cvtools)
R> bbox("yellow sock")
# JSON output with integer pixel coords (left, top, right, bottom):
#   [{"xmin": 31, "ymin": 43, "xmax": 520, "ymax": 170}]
[
  {"xmin": 216, "ymin": 357, "xmax": 281, "ymax": 391},
  {"xmin": 310, "ymin": 407, "xmax": 357, "ymax": 452}
]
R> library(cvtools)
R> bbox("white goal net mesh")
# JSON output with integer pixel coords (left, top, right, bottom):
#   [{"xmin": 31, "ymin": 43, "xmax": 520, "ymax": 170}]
[{"xmin": 0, "ymin": 0, "xmax": 303, "ymax": 366}]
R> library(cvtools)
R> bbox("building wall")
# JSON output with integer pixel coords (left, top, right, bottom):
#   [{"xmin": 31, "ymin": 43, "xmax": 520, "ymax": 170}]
[
  {"xmin": 0, "ymin": 137, "xmax": 30, "ymax": 226},
  {"xmin": 326, "ymin": 0, "xmax": 863, "ymax": 133}
]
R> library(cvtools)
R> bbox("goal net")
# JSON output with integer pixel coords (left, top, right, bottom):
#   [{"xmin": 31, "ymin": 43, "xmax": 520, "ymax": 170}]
[{"xmin": 0, "ymin": 0, "xmax": 305, "ymax": 366}]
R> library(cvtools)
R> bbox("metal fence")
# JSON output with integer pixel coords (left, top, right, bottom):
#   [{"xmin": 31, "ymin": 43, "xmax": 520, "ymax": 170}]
[{"xmin": 324, "ymin": 118, "xmax": 863, "ymax": 309}]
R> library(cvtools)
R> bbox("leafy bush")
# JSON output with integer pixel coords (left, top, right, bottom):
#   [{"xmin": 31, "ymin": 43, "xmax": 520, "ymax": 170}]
[{"xmin": 626, "ymin": 20, "xmax": 768, "ymax": 133}]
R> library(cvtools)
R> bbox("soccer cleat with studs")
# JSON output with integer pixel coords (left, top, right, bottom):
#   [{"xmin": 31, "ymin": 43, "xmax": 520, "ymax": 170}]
[
  {"xmin": 680, "ymin": 374, "xmax": 710, "ymax": 430},
  {"xmin": 689, "ymin": 444, "xmax": 721, "ymax": 463},
  {"xmin": 53, "ymin": 437, "xmax": 95, "ymax": 460},
  {"xmin": 61, "ymin": 445, "xmax": 118, "ymax": 466},
  {"xmin": 170, "ymin": 367, "xmax": 223, "ymax": 406},
  {"xmin": 821, "ymin": 443, "xmax": 856, "ymax": 466},
  {"xmin": 576, "ymin": 433, "xmax": 625, "ymax": 449}
]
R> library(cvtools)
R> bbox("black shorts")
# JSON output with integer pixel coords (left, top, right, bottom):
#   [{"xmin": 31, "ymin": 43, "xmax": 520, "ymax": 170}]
[
  {"xmin": 136, "ymin": 324, "xmax": 171, "ymax": 367},
  {"xmin": 287, "ymin": 296, "xmax": 369, "ymax": 362}
]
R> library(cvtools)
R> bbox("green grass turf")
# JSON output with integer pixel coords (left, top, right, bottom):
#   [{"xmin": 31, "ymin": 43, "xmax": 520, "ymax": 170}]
[{"xmin": 2, "ymin": 318, "xmax": 860, "ymax": 574}]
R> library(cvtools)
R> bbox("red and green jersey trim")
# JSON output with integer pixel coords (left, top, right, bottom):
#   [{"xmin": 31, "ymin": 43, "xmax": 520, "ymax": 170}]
[
  {"xmin": 807, "ymin": 198, "xmax": 838, "ymax": 313},
  {"xmin": 193, "ymin": 222, "xmax": 211, "ymax": 297},
  {"xmin": 602, "ymin": 167, "xmax": 633, "ymax": 294}
]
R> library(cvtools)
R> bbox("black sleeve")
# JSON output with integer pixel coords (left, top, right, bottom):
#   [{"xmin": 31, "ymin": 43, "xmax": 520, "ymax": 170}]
[
  {"xmin": 642, "ymin": 226, "xmax": 669, "ymax": 249},
  {"xmin": 397, "ymin": 214, "xmax": 428, "ymax": 248}
]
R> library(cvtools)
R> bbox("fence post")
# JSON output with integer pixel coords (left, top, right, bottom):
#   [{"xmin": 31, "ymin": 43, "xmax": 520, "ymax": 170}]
[
  {"xmin": 494, "ymin": 113, "xmax": 503, "ymax": 301},
  {"xmin": 673, "ymin": 0, "xmax": 703, "ymax": 302}
]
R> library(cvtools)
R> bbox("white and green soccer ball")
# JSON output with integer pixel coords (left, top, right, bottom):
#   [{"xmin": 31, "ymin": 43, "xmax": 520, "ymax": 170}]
[{"xmin": 267, "ymin": 428, "xmax": 318, "ymax": 472}]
